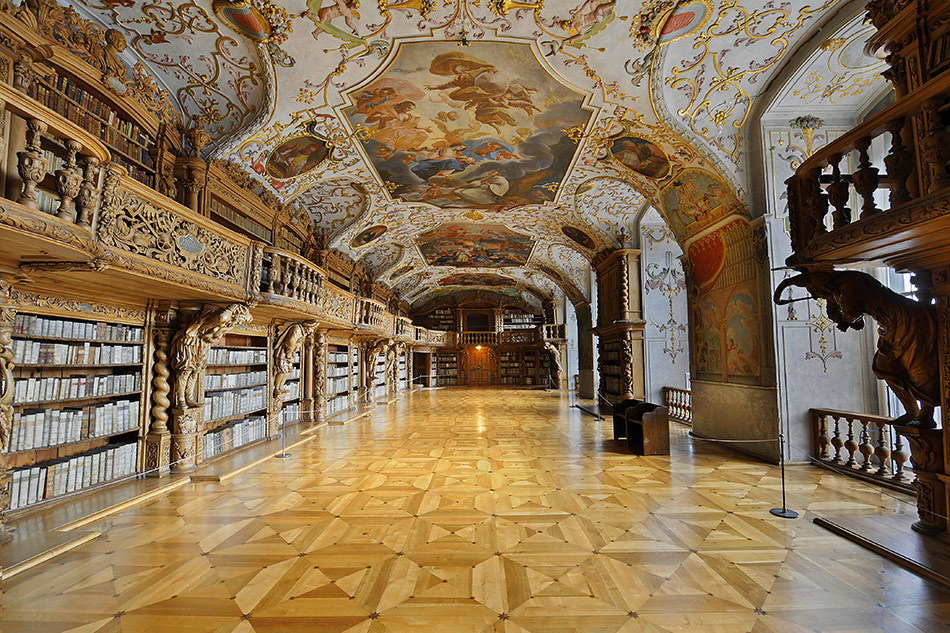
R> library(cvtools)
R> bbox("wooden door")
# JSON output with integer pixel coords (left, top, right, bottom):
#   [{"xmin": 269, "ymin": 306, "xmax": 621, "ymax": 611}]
[{"xmin": 466, "ymin": 347, "xmax": 493, "ymax": 386}]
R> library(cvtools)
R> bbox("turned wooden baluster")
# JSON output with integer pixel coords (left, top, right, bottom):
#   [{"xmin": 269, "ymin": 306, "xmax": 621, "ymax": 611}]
[
  {"xmin": 266, "ymin": 255, "xmax": 276, "ymax": 294},
  {"xmin": 843, "ymin": 417, "xmax": 858, "ymax": 467},
  {"xmin": 891, "ymin": 431, "xmax": 910, "ymax": 482},
  {"xmin": 883, "ymin": 117, "xmax": 912, "ymax": 206},
  {"xmin": 826, "ymin": 153, "xmax": 851, "ymax": 229},
  {"xmin": 858, "ymin": 422, "xmax": 875, "ymax": 471},
  {"xmin": 874, "ymin": 420, "xmax": 891, "ymax": 477},
  {"xmin": 16, "ymin": 118, "xmax": 48, "ymax": 209},
  {"xmin": 56, "ymin": 139, "xmax": 82, "ymax": 221},
  {"xmin": 75, "ymin": 156, "xmax": 100, "ymax": 228},
  {"xmin": 853, "ymin": 136, "xmax": 880, "ymax": 219},
  {"xmin": 830, "ymin": 415, "xmax": 844, "ymax": 463},
  {"xmin": 272, "ymin": 254, "xmax": 283, "ymax": 294},
  {"xmin": 287, "ymin": 261, "xmax": 298, "ymax": 299},
  {"xmin": 817, "ymin": 413, "xmax": 831, "ymax": 460},
  {"xmin": 805, "ymin": 168, "xmax": 829, "ymax": 236}
]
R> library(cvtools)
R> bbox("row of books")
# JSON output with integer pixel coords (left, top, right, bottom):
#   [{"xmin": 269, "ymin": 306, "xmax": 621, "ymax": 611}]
[
  {"xmin": 499, "ymin": 377, "xmax": 523, "ymax": 385},
  {"xmin": 204, "ymin": 385, "xmax": 266, "ymax": 422},
  {"xmin": 283, "ymin": 380, "xmax": 299, "ymax": 401},
  {"xmin": 281, "ymin": 401, "xmax": 300, "ymax": 426},
  {"xmin": 329, "ymin": 375, "xmax": 348, "ymax": 394},
  {"xmin": 30, "ymin": 77, "xmax": 154, "ymax": 147},
  {"xmin": 9, "ymin": 399, "xmax": 140, "ymax": 452},
  {"xmin": 328, "ymin": 365, "xmax": 348, "ymax": 378},
  {"xmin": 438, "ymin": 369, "xmax": 459, "ymax": 377},
  {"xmin": 330, "ymin": 352, "xmax": 350, "ymax": 363},
  {"xmin": 438, "ymin": 377, "xmax": 459, "ymax": 386},
  {"xmin": 327, "ymin": 394, "xmax": 348, "ymax": 415},
  {"xmin": 13, "ymin": 340, "xmax": 142, "ymax": 365},
  {"xmin": 13, "ymin": 314, "xmax": 144, "ymax": 342},
  {"xmin": 373, "ymin": 384, "xmax": 387, "ymax": 399},
  {"xmin": 14, "ymin": 372, "xmax": 141, "ymax": 404},
  {"xmin": 8, "ymin": 442, "xmax": 138, "ymax": 510},
  {"xmin": 203, "ymin": 415, "xmax": 266, "ymax": 460},
  {"xmin": 204, "ymin": 370, "xmax": 267, "ymax": 392},
  {"xmin": 208, "ymin": 347, "xmax": 268, "ymax": 366},
  {"xmin": 111, "ymin": 155, "xmax": 151, "ymax": 185}
]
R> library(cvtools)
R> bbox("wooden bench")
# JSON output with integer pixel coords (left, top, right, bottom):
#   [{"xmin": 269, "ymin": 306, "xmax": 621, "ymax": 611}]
[
  {"xmin": 612, "ymin": 398, "xmax": 643, "ymax": 439},
  {"xmin": 625, "ymin": 403, "xmax": 670, "ymax": 456}
]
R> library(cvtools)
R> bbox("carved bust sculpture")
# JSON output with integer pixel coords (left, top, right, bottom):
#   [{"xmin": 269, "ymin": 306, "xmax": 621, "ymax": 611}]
[
  {"xmin": 775, "ymin": 270, "xmax": 939, "ymax": 428},
  {"xmin": 170, "ymin": 303, "xmax": 252, "ymax": 409}
]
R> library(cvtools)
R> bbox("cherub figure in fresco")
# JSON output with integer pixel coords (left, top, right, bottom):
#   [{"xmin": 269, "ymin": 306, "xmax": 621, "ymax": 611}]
[
  {"xmin": 555, "ymin": 0, "xmax": 617, "ymax": 47},
  {"xmin": 427, "ymin": 52, "xmax": 539, "ymax": 133},
  {"xmin": 304, "ymin": 0, "xmax": 361, "ymax": 36},
  {"xmin": 471, "ymin": 140, "xmax": 518, "ymax": 161}
]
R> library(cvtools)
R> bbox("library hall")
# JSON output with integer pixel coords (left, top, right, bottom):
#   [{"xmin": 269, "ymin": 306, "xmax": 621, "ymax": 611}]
[{"xmin": 1, "ymin": 0, "xmax": 950, "ymax": 631}]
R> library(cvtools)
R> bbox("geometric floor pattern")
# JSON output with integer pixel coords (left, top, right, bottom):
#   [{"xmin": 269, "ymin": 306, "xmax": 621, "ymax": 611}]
[{"xmin": 4, "ymin": 388, "xmax": 949, "ymax": 633}]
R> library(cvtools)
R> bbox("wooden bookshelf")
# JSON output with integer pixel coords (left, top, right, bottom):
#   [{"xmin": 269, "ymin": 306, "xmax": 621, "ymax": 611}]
[
  {"xmin": 373, "ymin": 349, "xmax": 387, "ymax": 400},
  {"xmin": 5, "ymin": 312, "xmax": 145, "ymax": 512},
  {"xmin": 599, "ymin": 340, "xmax": 622, "ymax": 399},
  {"xmin": 327, "ymin": 343, "xmax": 351, "ymax": 416},
  {"xmin": 503, "ymin": 308, "xmax": 542, "ymax": 331},
  {"xmin": 425, "ymin": 307, "xmax": 455, "ymax": 332},
  {"xmin": 436, "ymin": 352, "xmax": 459, "ymax": 387},
  {"xmin": 26, "ymin": 72, "xmax": 157, "ymax": 186},
  {"xmin": 202, "ymin": 333, "xmax": 268, "ymax": 460}
]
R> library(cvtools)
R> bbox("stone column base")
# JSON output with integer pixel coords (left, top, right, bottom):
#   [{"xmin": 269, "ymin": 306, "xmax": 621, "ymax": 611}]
[
  {"xmin": 143, "ymin": 431, "xmax": 171, "ymax": 478},
  {"xmin": 267, "ymin": 410, "xmax": 281, "ymax": 439},
  {"xmin": 170, "ymin": 432, "xmax": 200, "ymax": 472}
]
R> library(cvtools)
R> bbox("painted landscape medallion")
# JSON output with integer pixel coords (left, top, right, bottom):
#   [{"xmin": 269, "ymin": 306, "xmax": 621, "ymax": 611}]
[{"xmin": 343, "ymin": 41, "xmax": 592, "ymax": 211}]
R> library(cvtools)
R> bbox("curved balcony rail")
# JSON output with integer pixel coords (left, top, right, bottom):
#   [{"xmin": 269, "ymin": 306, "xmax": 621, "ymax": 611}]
[
  {"xmin": 261, "ymin": 249, "xmax": 324, "ymax": 305},
  {"xmin": 499, "ymin": 329, "xmax": 536, "ymax": 345},
  {"xmin": 395, "ymin": 316, "xmax": 413, "ymax": 340},
  {"xmin": 542, "ymin": 324, "xmax": 566, "ymax": 341},
  {"xmin": 786, "ymin": 77, "xmax": 949, "ymax": 264},
  {"xmin": 810, "ymin": 408, "xmax": 915, "ymax": 493},
  {"xmin": 458, "ymin": 331, "xmax": 497, "ymax": 345},
  {"xmin": 357, "ymin": 297, "xmax": 386, "ymax": 330}
]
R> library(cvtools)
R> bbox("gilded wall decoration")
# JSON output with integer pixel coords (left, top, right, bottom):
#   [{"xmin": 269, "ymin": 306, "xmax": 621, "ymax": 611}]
[
  {"xmin": 8, "ymin": 288, "xmax": 147, "ymax": 323},
  {"xmin": 97, "ymin": 190, "xmax": 248, "ymax": 287}
]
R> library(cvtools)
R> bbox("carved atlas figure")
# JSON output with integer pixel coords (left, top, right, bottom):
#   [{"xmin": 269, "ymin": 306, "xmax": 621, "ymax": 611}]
[
  {"xmin": 170, "ymin": 304, "xmax": 253, "ymax": 409},
  {"xmin": 273, "ymin": 322, "xmax": 312, "ymax": 401},
  {"xmin": 774, "ymin": 270, "xmax": 939, "ymax": 428}
]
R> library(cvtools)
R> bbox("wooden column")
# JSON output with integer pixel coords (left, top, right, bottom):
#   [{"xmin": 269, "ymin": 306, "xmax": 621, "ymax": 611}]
[
  {"xmin": 314, "ymin": 331, "xmax": 327, "ymax": 421},
  {"xmin": 0, "ymin": 279, "xmax": 16, "ymax": 542},
  {"xmin": 143, "ymin": 325, "xmax": 173, "ymax": 478},
  {"xmin": 592, "ymin": 249, "xmax": 646, "ymax": 403},
  {"xmin": 300, "ymin": 330, "xmax": 315, "ymax": 422}
]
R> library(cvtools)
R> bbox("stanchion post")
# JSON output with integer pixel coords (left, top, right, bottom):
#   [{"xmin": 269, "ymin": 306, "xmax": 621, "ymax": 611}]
[
  {"xmin": 770, "ymin": 432, "xmax": 798, "ymax": 519},
  {"xmin": 275, "ymin": 408, "xmax": 291, "ymax": 459}
]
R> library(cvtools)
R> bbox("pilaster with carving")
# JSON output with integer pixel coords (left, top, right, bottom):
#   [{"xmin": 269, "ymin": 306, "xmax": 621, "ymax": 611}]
[
  {"xmin": 0, "ymin": 280, "xmax": 17, "ymax": 542},
  {"xmin": 168, "ymin": 303, "xmax": 252, "ymax": 472},
  {"xmin": 144, "ymin": 327, "xmax": 172, "ymax": 477},
  {"xmin": 314, "ymin": 330, "xmax": 327, "ymax": 420}
]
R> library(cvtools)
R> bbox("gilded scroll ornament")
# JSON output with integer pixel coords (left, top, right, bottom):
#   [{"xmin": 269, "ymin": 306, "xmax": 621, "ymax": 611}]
[
  {"xmin": 775, "ymin": 270, "xmax": 939, "ymax": 428},
  {"xmin": 170, "ymin": 304, "xmax": 253, "ymax": 409}
]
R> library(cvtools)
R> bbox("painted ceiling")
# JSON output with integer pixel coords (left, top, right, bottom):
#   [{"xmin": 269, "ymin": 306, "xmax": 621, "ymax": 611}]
[{"xmin": 66, "ymin": 0, "xmax": 860, "ymax": 309}]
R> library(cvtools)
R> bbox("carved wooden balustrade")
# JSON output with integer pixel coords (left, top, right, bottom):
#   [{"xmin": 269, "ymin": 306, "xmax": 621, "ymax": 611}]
[
  {"xmin": 542, "ymin": 323, "xmax": 566, "ymax": 341},
  {"xmin": 664, "ymin": 386, "xmax": 692, "ymax": 424},
  {"xmin": 395, "ymin": 316, "xmax": 413, "ymax": 341},
  {"xmin": 785, "ymin": 66, "xmax": 949, "ymax": 266},
  {"xmin": 357, "ymin": 297, "xmax": 386, "ymax": 330},
  {"xmin": 414, "ymin": 326, "xmax": 427, "ymax": 343},
  {"xmin": 261, "ymin": 249, "xmax": 323, "ymax": 305},
  {"xmin": 810, "ymin": 408, "xmax": 915, "ymax": 493},
  {"xmin": 459, "ymin": 331, "xmax": 497, "ymax": 345},
  {"xmin": 427, "ymin": 330, "xmax": 449, "ymax": 345}
]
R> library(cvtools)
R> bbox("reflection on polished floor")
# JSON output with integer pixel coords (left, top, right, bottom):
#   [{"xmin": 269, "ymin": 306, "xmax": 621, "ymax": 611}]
[{"xmin": 4, "ymin": 388, "xmax": 949, "ymax": 633}]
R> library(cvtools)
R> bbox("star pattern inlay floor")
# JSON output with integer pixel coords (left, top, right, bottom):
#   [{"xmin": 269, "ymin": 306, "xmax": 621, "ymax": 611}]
[{"xmin": 4, "ymin": 388, "xmax": 949, "ymax": 633}]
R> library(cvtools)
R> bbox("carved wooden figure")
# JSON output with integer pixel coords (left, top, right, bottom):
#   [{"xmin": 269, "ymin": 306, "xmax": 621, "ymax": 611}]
[
  {"xmin": 170, "ymin": 303, "xmax": 252, "ymax": 409},
  {"xmin": 273, "ymin": 322, "xmax": 308, "ymax": 402},
  {"xmin": 775, "ymin": 270, "xmax": 939, "ymax": 428}
]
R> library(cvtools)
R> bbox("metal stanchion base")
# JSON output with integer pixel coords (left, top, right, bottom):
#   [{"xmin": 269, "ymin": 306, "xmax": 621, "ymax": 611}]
[
  {"xmin": 770, "ymin": 508, "xmax": 799, "ymax": 519},
  {"xmin": 275, "ymin": 453, "xmax": 291, "ymax": 459}
]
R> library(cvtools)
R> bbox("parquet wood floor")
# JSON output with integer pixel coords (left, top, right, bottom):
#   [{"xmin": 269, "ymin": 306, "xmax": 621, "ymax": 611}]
[{"xmin": 4, "ymin": 388, "xmax": 950, "ymax": 633}]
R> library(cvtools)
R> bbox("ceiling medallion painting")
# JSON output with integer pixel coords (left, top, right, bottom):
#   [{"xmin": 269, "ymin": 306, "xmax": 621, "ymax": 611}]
[
  {"xmin": 608, "ymin": 136, "xmax": 672, "ymax": 179},
  {"xmin": 560, "ymin": 225, "xmax": 596, "ymax": 250},
  {"xmin": 417, "ymin": 223, "xmax": 535, "ymax": 268},
  {"xmin": 265, "ymin": 134, "xmax": 331, "ymax": 180},
  {"xmin": 341, "ymin": 41, "xmax": 593, "ymax": 211},
  {"xmin": 350, "ymin": 224, "xmax": 388, "ymax": 248}
]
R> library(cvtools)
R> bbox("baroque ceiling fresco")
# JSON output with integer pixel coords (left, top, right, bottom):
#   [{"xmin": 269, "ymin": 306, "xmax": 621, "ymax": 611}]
[{"xmin": 67, "ymin": 0, "xmax": 858, "ymax": 308}]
